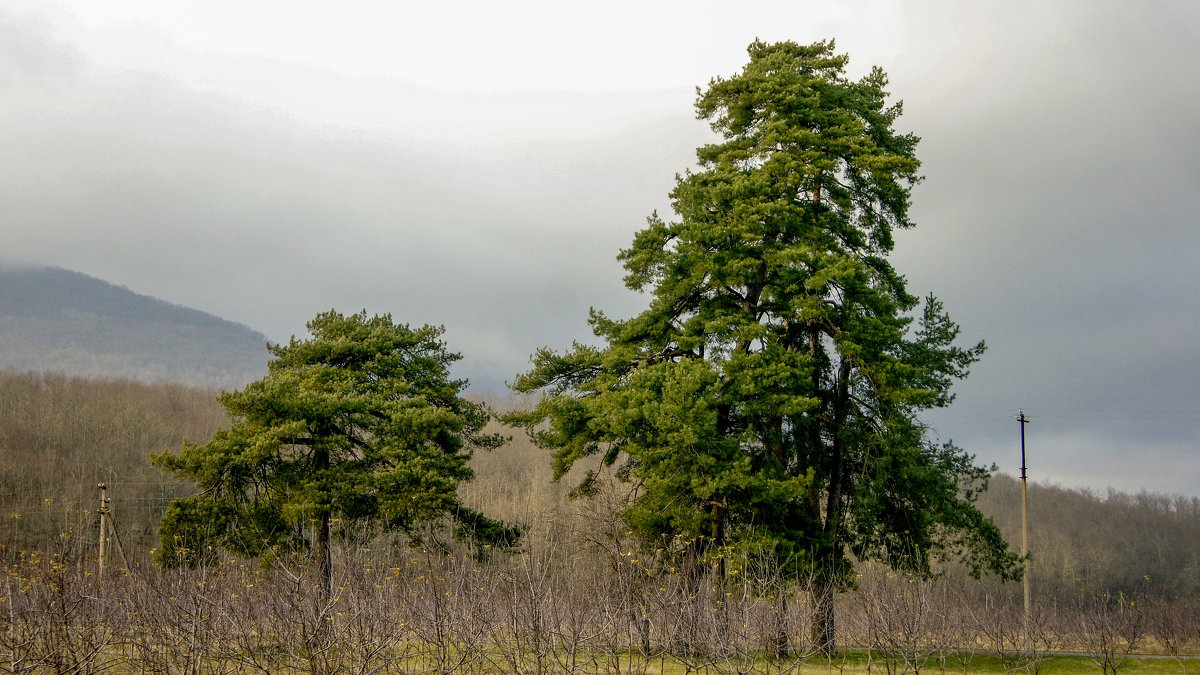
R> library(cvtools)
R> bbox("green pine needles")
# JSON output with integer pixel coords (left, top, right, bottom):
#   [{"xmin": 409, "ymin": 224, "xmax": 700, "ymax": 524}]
[
  {"xmin": 506, "ymin": 40, "xmax": 1020, "ymax": 652},
  {"xmin": 154, "ymin": 311, "xmax": 517, "ymax": 594}
]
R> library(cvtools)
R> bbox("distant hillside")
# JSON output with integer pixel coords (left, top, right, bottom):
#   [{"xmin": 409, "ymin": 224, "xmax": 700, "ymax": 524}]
[
  {"xmin": 976, "ymin": 472, "xmax": 1200, "ymax": 597},
  {"xmin": 0, "ymin": 266, "xmax": 268, "ymax": 389}
]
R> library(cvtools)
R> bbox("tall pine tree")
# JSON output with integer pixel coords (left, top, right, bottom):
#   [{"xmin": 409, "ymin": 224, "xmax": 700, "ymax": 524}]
[
  {"xmin": 156, "ymin": 310, "xmax": 516, "ymax": 595},
  {"xmin": 508, "ymin": 40, "xmax": 1019, "ymax": 653}
]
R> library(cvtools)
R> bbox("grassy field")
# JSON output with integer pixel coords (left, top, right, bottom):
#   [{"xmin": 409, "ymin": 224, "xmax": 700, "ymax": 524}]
[{"xmin": 564, "ymin": 651, "xmax": 1200, "ymax": 674}]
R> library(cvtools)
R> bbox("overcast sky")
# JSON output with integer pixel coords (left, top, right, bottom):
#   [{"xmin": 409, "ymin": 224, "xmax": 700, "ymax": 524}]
[{"xmin": 3, "ymin": 1, "xmax": 1198, "ymax": 497}]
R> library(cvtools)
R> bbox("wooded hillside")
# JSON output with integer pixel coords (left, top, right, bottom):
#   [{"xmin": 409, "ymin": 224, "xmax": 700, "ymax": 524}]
[
  {"xmin": 978, "ymin": 473, "xmax": 1200, "ymax": 598},
  {"xmin": 1, "ymin": 370, "xmax": 1196, "ymax": 600}
]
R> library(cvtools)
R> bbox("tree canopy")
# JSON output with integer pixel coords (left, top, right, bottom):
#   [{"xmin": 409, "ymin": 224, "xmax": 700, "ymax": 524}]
[
  {"xmin": 155, "ymin": 310, "xmax": 516, "ymax": 592},
  {"xmin": 507, "ymin": 39, "xmax": 1020, "ymax": 651}
]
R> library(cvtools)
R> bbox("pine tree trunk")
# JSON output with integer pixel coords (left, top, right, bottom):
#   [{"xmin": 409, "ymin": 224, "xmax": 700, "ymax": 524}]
[
  {"xmin": 769, "ymin": 594, "xmax": 790, "ymax": 659},
  {"xmin": 810, "ymin": 357, "xmax": 852, "ymax": 656},
  {"xmin": 673, "ymin": 540, "xmax": 705, "ymax": 656},
  {"xmin": 810, "ymin": 581, "xmax": 836, "ymax": 656},
  {"xmin": 315, "ymin": 510, "xmax": 332, "ymax": 599},
  {"xmin": 313, "ymin": 446, "xmax": 333, "ymax": 599}
]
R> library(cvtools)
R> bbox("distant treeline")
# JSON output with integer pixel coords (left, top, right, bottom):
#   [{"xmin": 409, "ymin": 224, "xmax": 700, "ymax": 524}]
[
  {"xmin": 0, "ymin": 371, "xmax": 226, "ymax": 552},
  {"xmin": 978, "ymin": 473, "xmax": 1200, "ymax": 599},
  {"xmin": 1, "ymin": 369, "xmax": 1198, "ymax": 601}
]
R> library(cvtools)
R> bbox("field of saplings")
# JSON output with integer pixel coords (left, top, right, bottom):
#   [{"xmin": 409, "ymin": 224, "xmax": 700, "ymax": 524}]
[{"xmin": 1, "ymin": 372, "xmax": 1198, "ymax": 673}]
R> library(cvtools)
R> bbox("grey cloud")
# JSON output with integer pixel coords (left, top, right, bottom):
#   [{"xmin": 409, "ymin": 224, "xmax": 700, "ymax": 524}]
[
  {"xmin": 887, "ymin": 1, "xmax": 1200, "ymax": 495},
  {"xmin": 0, "ymin": 19, "xmax": 710, "ymax": 398},
  {"xmin": 0, "ymin": 9, "xmax": 81, "ymax": 86},
  {"xmin": 2, "ymin": 1, "xmax": 1198, "ymax": 496}
]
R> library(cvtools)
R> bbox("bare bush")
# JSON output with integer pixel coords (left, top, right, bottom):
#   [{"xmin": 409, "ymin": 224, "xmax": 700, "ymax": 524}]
[
  {"xmin": 1074, "ymin": 591, "xmax": 1147, "ymax": 674},
  {"xmin": 847, "ymin": 565, "xmax": 941, "ymax": 675},
  {"xmin": 963, "ymin": 590, "xmax": 1061, "ymax": 674},
  {"xmin": 1143, "ymin": 593, "xmax": 1199, "ymax": 668}
]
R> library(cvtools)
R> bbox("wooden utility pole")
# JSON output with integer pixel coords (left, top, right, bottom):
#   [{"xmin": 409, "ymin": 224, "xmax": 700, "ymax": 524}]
[
  {"xmin": 97, "ymin": 483, "xmax": 109, "ymax": 574},
  {"xmin": 1017, "ymin": 410, "xmax": 1031, "ymax": 627},
  {"xmin": 96, "ymin": 483, "xmax": 128, "ymax": 574}
]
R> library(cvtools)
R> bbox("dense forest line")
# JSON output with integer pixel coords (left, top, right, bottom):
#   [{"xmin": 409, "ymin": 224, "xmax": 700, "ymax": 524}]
[
  {"xmin": 978, "ymin": 474, "xmax": 1200, "ymax": 599},
  {"xmin": 0, "ymin": 371, "xmax": 226, "ymax": 552},
  {"xmin": 1, "ymin": 369, "xmax": 1197, "ymax": 600}
]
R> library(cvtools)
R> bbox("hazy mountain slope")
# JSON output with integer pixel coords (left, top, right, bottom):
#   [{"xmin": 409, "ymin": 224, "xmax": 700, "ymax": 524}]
[{"xmin": 0, "ymin": 266, "xmax": 268, "ymax": 389}]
